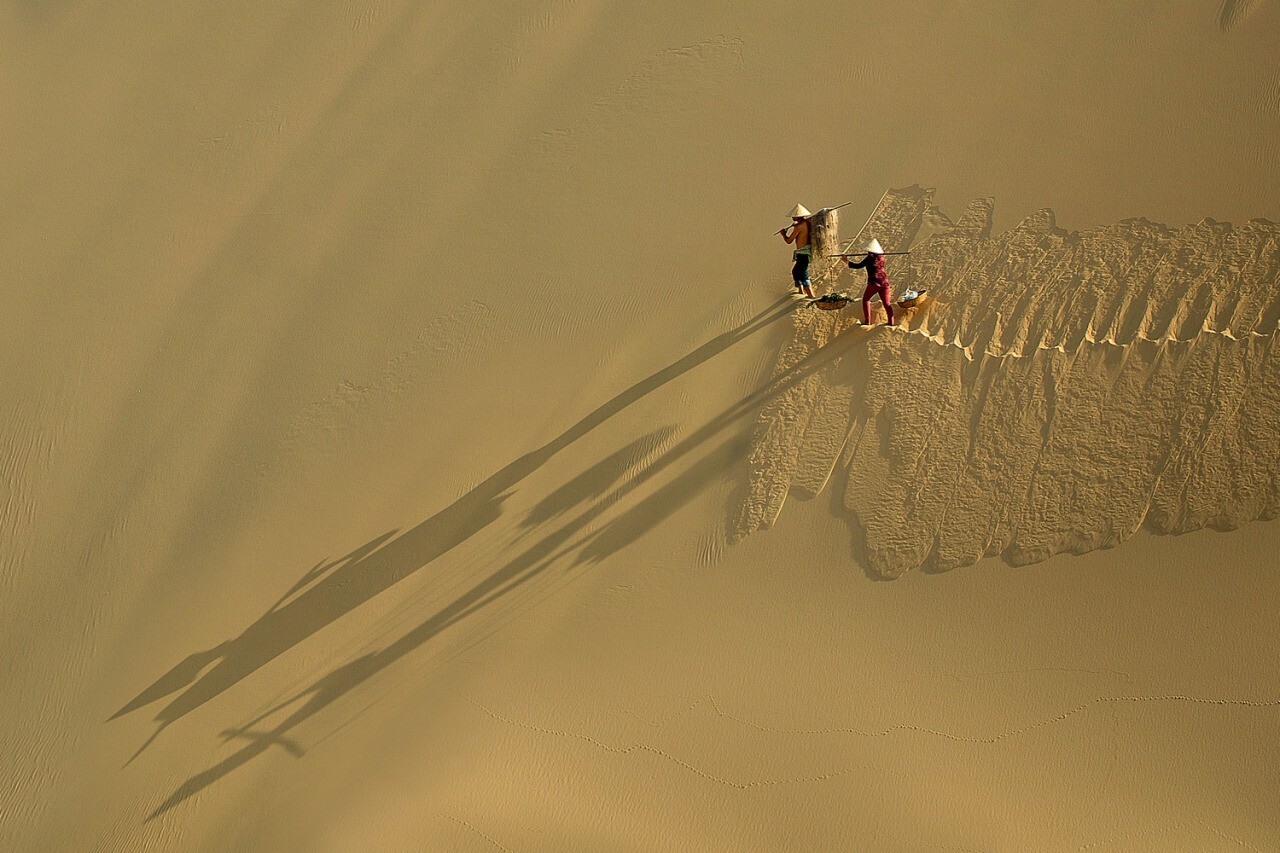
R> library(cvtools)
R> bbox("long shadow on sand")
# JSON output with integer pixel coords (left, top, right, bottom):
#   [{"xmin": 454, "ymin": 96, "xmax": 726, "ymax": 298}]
[
  {"xmin": 146, "ymin": 301, "xmax": 858, "ymax": 820},
  {"xmin": 113, "ymin": 295, "xmax": 799, "ymax": 757}
]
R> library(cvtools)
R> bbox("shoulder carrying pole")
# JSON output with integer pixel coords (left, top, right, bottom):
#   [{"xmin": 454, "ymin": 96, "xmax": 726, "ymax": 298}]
[{"xmin": 773, "ymin": 201, "xmax": 852, "ymax": 234}]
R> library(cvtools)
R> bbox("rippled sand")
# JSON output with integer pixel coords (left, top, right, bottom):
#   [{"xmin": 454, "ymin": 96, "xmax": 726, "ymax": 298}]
[
  {"xmin": 739, "ymin": 187, "xmax": 1280, "ymax": 576},
  {"xmin": 3, "ymin": 2, "xmax": 1278, "ymax": 850}
]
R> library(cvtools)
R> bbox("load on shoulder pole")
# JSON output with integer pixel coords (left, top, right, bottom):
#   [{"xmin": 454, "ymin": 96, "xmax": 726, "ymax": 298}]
[
  {"xmin": 778, "ymin": 202, "xmax": 844, "ymax": 298},
  {"xmin": 773, "ymin": 201, "xmax": 851, "ymax": 235},
  {"xmin": 775, "ymin": 195, "xmax": 924, "ymax": 323}
]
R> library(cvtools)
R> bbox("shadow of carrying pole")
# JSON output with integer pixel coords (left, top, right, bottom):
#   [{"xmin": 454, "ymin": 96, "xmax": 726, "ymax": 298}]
[
  {"xmin": 112, "ymin": 296, "xmax": 799, "ymax": 749},
  {"xmin": 147, "ymin": 303, "xmax": 854, "ymax": 820}
]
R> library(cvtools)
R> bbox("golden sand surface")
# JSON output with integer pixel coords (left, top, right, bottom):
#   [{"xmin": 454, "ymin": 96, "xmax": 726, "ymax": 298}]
[
  {"xmin": 739, "ymin": 187, "xmax": 1280, "ymax": 577},
  {"xmin": 2, "ymin": 2, "xmax": 1278, "ymax": 850}
]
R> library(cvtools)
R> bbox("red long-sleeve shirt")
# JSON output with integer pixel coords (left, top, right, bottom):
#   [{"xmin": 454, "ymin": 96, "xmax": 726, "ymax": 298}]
[{"xmin": 848, "ymin": 253, "xmax": 888, "ymax": 286}]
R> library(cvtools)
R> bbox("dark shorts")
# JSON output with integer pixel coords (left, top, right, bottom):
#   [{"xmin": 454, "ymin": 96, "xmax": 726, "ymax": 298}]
[{"xmin": 792, "ymin": 252, "xmax": 811, "ymax": 286}]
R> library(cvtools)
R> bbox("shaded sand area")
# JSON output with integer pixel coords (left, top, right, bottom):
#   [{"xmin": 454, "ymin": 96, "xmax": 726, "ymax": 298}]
[
  {"xmin": 740, "ymin": 187, "xmax": 1280, "ymax": 577},
  {"xmin": 3, "ymin": 1, "xmax": 1280, "ymax": 850}
]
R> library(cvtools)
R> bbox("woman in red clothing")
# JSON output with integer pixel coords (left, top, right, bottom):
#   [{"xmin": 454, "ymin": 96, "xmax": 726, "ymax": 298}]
[{"xmin": 846, "ymin": 238, "xmax": 895, "ymax": 326}]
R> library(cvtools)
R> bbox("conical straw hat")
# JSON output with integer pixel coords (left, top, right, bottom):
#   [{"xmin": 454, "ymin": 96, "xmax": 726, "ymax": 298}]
[
  {"xmin": 789, "ymin": 203, "xmax": 811, "ymax": 218},
  {"xmin": 864, "ymin": 238, "xmax": 885, "ymax": 254}
]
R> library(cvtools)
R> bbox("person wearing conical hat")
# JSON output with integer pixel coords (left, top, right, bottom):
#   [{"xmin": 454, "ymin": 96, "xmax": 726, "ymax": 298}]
[
  {"xmin": 846, "ymin": 238, "xmax": 896, "ymax": 326},
  {"xmin": 779, "ymin": 204, "xmax": 815, "ymax": 298}
]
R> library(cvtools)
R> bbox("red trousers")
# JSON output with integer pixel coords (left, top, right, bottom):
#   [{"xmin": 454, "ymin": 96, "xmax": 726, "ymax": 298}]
[{"xmin": 863, "ymin": 281, "xmax": 895, "ymax": 325}]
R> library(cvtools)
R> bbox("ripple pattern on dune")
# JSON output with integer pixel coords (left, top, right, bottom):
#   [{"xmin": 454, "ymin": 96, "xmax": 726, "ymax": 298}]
[
  {"xmin": 1219, "ymin": 0, "xmax": 1266, "ymax": 31},
  {"xmin": 737, "ymin": 187, "xmax": 1280, "ymax": 577}
]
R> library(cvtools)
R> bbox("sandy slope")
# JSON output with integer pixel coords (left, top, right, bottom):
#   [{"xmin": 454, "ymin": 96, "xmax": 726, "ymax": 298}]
[
  {"xmin": 2, "ymin": 1, "xmax": 1279, "ymax": 850},
  {"xmin": 740, "ymin": 188, "xmax": 1280, "ymax": 576}
]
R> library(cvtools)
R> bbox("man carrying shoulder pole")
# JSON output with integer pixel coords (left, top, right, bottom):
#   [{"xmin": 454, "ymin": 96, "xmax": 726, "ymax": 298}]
[{"xmin": 779, "ymin": 204, "xmax": 815, "ymax": 298}]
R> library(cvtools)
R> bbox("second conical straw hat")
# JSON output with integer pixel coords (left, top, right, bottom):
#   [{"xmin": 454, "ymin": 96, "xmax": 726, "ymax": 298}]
[{"xmin": 789, "ymin": 203, "xmax": 812, "ymax": 218}]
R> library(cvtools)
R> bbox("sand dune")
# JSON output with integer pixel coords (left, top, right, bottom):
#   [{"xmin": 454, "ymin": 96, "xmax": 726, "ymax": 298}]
[
  {"xmin": 4, "ymin": 1, "xmax": 1280, "ymax": 849},
  {"xmin": 739, "ymin": 188, "xmax": 1280, "ymax": 576}
]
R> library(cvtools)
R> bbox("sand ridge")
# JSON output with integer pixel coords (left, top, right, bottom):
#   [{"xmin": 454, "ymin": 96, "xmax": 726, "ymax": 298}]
[{"xmin": 738, "ymin": 187, "xmax": 1280, "ymax": 577}]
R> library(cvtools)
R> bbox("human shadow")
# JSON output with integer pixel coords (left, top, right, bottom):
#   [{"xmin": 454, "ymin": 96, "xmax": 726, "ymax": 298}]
[
  {"xmin": 113, "ymin": 295, "xmax": 798, "ymax": 752},
  {"xmin": 147, "ymin": 304, "xmax": 851, "ymax": 820},
  {"xmin": 518, "ymin": 426, "xmax": 678, "ymax": 530}
]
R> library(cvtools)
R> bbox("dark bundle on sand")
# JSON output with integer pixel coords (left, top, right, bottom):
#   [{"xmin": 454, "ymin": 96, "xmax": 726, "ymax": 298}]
[{"xmin": 812, "ymin": 293, "xmax": 851, "ymax": 311}]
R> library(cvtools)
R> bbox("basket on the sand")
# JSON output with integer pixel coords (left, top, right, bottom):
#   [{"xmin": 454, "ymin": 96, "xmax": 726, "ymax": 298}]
[
  {"xmin": 812, "ymin": 295, "xmax": 850, "ymax": 311},
  {"xmin": 897, "ymin": 291, "xmax": 930, "ymax": 310}
]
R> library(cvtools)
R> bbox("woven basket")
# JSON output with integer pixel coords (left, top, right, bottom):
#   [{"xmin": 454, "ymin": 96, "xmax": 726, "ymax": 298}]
[
  {"xmin": 898, "ymin": 293, "xmax": 930, "ymax": 310},
  {"xmin": 813, "ymin": 297, "xmax": 850, "ymax": 311}
]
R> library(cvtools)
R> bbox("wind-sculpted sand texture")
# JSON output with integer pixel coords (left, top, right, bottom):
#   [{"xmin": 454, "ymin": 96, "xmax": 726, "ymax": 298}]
[
  {"xmin": 1220, "ymin": 0, "xmax": 1268, "ymax": 31},
  {"xmin": 6, "ymin": 2, "xmax": 1280, "ymax": 847},
  {"xmin": 738, "ymin": 187, "xmax": 1280, "ymax": 577}
]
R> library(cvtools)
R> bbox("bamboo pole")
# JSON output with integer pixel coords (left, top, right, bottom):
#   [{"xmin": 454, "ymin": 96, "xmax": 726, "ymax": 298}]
[{"xmin": 839, "ymin": 189, "xmax": 890, "ymax": 255}]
